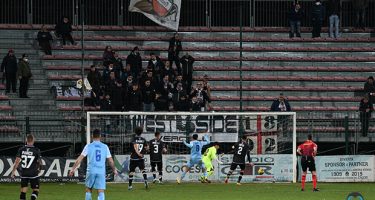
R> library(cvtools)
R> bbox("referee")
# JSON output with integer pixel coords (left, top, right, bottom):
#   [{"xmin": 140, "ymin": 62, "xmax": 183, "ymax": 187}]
[{"xmin": 297, "ymin": 134, "xmax": 319, "ymax": 192}]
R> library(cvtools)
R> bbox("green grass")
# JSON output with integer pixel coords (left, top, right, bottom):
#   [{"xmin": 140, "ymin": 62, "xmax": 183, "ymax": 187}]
[{"xmin": 1, "ymin": 182, "xmax": 374, "ymax": 200}]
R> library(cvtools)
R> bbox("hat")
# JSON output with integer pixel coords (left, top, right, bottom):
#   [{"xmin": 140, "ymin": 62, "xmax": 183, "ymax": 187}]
[
  {"xmin": 8, "ymin": 49, "xmax": 14, "ymax": 53},
  {"xmin": 22, "ymin": 54, "xmax": 28, "ymax": 58},
  {"xmin": 368, "ymin": 76, "xmax": 374, "ymax": 80}
]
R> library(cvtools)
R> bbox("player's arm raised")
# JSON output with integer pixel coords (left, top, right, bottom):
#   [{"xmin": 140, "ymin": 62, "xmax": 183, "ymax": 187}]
[
  {"xmin": 183, "ymin": 139, "xmax": 193, "ymax": 148},
  {"xmin": 202, "ymin": 134, "xmax": 210, "ymax": 146},
  {"xmin": 11, "ymin": 157, "xmax": 21, "ymax": 178}
]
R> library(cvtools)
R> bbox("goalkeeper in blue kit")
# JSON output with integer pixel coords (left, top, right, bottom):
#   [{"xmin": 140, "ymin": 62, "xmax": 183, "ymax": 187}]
[{"xmin": 177, "ymin": 134, "xmax": 210, "ymax": 183}]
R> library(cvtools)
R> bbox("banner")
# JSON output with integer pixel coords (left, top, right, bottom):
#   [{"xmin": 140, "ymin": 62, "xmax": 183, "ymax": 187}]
[
  {"xmin": 114, "ymin": 154, "xmax": 293, "ymax": 183},
  {"xmin": 125, "ymin": 114, "xmax": 278, "ymax": 143},
  {"xmin": 0, "ymin": 157, "xmax": 85, "ymax": 183},
  {"xmin": 129, "ymin": 0, "xmax": 181, "ymax": 31},
  {"xmin": 314, "ymin": 156, "xmax": 375, "ymax": 182}
]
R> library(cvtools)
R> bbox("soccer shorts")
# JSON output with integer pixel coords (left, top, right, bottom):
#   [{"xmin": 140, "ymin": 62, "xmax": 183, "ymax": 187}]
[
  {"xmin": 301, "ymin": 156, "xmax": 316, "ymax": 172},
  {"xmin": 85, "ymin": 173, "xmax": 106, "ymax": 190},
  {"xmin": 187, "ymin": 157, "xmax": 205, "ymax": 169},
  {"xmin": 202, "ymin": 158, "xmax": 213, "ymax": 173},
  {"xmin": 150, "ymin": 161, "xmax": 163, "ymax": 172},
  {"xmin": 230, "ymin": 163, "xmax": 246, "ymax": 171},
  {"xmin": 129, "ymin": 159, "xmax": 146, "ymax": 172},
  {"xmin": 21, "ymin": 177, "xmax": 40, "ymax": 189}
]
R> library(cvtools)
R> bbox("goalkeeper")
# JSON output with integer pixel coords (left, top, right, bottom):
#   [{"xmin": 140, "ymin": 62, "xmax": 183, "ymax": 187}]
[{"xmin": 201, "ymin": 142, "xmax": 222, "ymax": 183}]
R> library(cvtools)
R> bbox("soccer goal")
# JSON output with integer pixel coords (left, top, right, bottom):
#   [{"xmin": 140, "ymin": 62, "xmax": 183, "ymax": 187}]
[{"xmin": 86, "ymin": 111, "xmax": 297, "ymax": 183}]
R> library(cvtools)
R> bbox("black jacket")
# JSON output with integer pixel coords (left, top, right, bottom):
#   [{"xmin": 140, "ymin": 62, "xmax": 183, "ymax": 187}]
[
  {"xmin": 37, "ymin": 31, "xmax": 53, "ymax": 43},
  {"xmin": 352, "ymin": 0, "xmax": 369, "ymax": 10},
  {"xmin": 126, "ymin": 89, "xmax": 142, "ymax": 111},
  {"xmin": 55, "ymin": 21, "xmax": 73, "ymax": 35},
  {"xmin": 142, "ymin": 85, "xmax": 156, "ymax": 104},
  {"xmin": 87, "ymin": 70, "xmax": 102, "ymax": 91},
  {"xmin": 180, "ymin": 55, "xmax": 194, "ymax": 76},
  {"xmin": 327, "ymin": 0, "xmax": 341, "ymax": 16},
  {"xmin": 289, "ymin": 7, "xmax": 304, "ymax": 21},
  {"xmin": 311, "ymin": 3, "xmax": 326, "ymax": 21},
  {"xmin": 270, "ymin": 100, "xmax": 292, "ymax": 111},
  {"xmin": 359, "ymin": 99, "xmax": 373, "ymax": 118},
  {"xmin": 364, "ymin": 81, "xmax": 375, "ymax": 94},
  {"xmin": 175, "ymin": 99, "xmax": 190, "ymax": 111},
  {"xmin": 154, "ymin": 95, "xmax": 169, "ymax": 111},
  {"xmin": 110, "ymin": 84, "xmax": 125, "ymax": 108},
  {"xmin": 168, "ymin": 37, "xmax": 182, "ymax": 55},
  {"xmin": 148, "ymin": 57, "xmax": 165, "ymax": 76},
  {"xmin": 1, "ymin": 54, "xmax": 18, "ymax": 74},
  {"xmin": 126, "ymin": 51, "xmax": 142, "ymax": 74}
]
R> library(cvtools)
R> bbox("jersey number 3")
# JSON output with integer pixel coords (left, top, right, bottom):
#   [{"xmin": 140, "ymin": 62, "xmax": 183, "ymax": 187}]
[{"xmin": 21, "ymin": 155, "xmax": 35, "ymax": 168}]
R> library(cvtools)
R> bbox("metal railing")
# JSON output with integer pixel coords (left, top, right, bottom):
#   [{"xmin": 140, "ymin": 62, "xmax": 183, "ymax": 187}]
[{"xmin": 0, "ymin": 0, "xmax": 374, "ymax": 27}]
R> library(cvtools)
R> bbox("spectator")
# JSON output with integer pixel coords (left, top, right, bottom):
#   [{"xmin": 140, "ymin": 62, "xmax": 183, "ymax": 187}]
[
  {"xmin": 359, "ymin": 95, "xmax": 372, "ymax": 137},
  {"xmin": 180, "ymin": 53, "xmax": 194, "ymax": 94},
  {"xmin": 311, "ymin": 0, "xmax": 325, "ymax": 38},
  {"xmin": 125, "ymin": 75, "xmax": 134, "ymax": 91},
  {"xmin": 190, "ymin": 82, "xmax": 211, "ymax": 111},
  {"xmin": 271, "ymin": 93, "xmax": 292, "ymax": 136},
  {"xmin": 110, "ymin": 80, "xmax": 125, "ymax": 111},
  {"xmin": 102, "ymin": 63, "xmax": 114, "ymax": 83},
  {"xmin": 364, "ymin": 76, "xmax": 375, "ymax": 103},
  {"xmin": 172, "ymin": 82, "xmax": 187, "ymax": 108},
  {"xmin": 103, "ymin": 46, "xmax": 115, "ymax": 67},
  {"xmin": 327, "ymin": 0, "xmax": 341, "ymax": 38},
  {"xmin": 142, "ymin": 79, "xmax": 156, "ymax": 111},
  {"xmin": 87, "ymin": 65, "xmax": 102, "ymax": 94},
  {"xmin": 168, "ymin": 33, "xmax": 182, "ymax": 73},
  {"xmin": 289, "ymin": 2, "xmax": 304, "ymax": 38},
  {"xmin": 104, "ymin": 71, "xmax": 117, "ymax": 94},
  {"xmin": 126, "ymin": 83, "xmax": 142, "ymax": 111},
  {"xmin": 202, "ymin": 74, "xmax": 211, "ymax": 98},
  {"xmin": 352, "ymin": 0, "xmax": 369, "ymax": 30},
  {"xmin": 55, "ymin": 16, "xmax": 75, "ymax": 45},
  {"xmin": 17, "ymin": 54, "xmax": 32, "ymax": 98},
  {"xmin": 126, "ymin": 46, "xmax": 142, "ymax": 79},
  {"xmin": 148, "ymin": 53, "xmax": 164, "ymax": 82},
  {"xmin": 154, "ymin": 92, "xmax": 169, "ymax": 111},
  {"xmin": 113, "ymin": 51, "xmax": 124, "ymax": 76},
  {"xmin": 119, "ymin": 64, "xmax": 131, "ymax": 84},
  {"xmin": 37, "ymin": 25, "xmax": 53, "ymax": 55},
  {"xmin": 190, "ymin": 96, "xmax": 203, "ymax": 111},
  {"xmin": 161, "ymin": 60, "xmax": 176, "ymax": 81},
  {"xmin": 158, "ymin": 74, "xmax": 174, "ymax": 99},
  {"xmin": 173, "ymin": 74, "xmax": 187, "ymax": 90},
  {"xmin": 175, "ymin": 95, "xmax": 190, "ymax": 111},
  {"xmin": 1, "ymin": 49, "xmax": 18, "ymax": 94},
  {"xmin": 99, "ymin": 94, "xmax": 112, "ymax": 111}
]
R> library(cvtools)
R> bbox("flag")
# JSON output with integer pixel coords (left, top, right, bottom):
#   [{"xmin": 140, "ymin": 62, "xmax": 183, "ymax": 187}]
[{"xmin": 129, "ymin": 0, "xmax": 181, "ymax": 31}]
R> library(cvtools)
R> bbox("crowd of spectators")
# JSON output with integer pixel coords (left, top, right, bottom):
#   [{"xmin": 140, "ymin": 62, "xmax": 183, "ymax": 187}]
[{"xmin": 85, "ymin": 34, "xmax": 212, "ymax": 112}]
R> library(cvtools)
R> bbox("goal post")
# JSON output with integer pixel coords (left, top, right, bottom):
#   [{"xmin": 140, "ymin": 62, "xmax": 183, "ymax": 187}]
[{"xmin": 86, "ymin": 111, "xmax": 297, "ymax": 183}]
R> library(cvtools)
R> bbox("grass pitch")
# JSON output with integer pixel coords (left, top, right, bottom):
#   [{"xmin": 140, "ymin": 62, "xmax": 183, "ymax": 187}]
[{"xmin": 1, "ymin": 182, "xmax": 374, "ymax": 200}]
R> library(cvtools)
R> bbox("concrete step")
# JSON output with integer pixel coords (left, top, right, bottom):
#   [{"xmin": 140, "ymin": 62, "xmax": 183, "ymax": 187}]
[{"xmin": 10, "ymin": 98, "xmax": 56, "ymax": 106}]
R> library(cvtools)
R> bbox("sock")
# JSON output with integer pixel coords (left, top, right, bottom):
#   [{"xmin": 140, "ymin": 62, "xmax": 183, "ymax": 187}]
[
  {"xmin": 312, "ymin": 174, "xmax": 317, "ymax": 189},
  {"xmin": 85, "ymin": 192, "xmax": 92, "ymax": 200},
  {"xmin": 203, "ymin": 171, "xmax": 208, "ymax": 178},
  {"xmin": 226, "ymin": 171, "xmax": 233, "ymax": 179},
  {"xmin": 153, "ymin": 173, "xmax": 157, "ymax": 180},
  {"xmin": 142, "ymin": 171, "xmax": 148, "ymax": 182},
  {"xmin": 31, "ymin": 191, "xmax": 39, "ymax": 200},
  {"xmin": 98, "ymin": 192, "xmax": 105, "ymax": 200},
  {"xmin": 181, "ymin": 171, "xmax": 187, "ymax": 180},
  {"xmin": 129, "ymin": 174, "xmax": 133, "ymax": 187},
  {"xmin": 20, "ymin": 192, "xmax": 26, "ymax": 200},
  {"xmin": 301, "ymin": 174, "xmax": 306, "ymax": 189},
  {"xmin": 159, "ymin": 171, "xmax": 163, "ymax": 181},
  {"xmin": 238, "ymin": 171, "xmax": 244, "ymax": 183},
  {"xmin": 207, "ymin": 169, "xmax": 214, "ymax": 177}
]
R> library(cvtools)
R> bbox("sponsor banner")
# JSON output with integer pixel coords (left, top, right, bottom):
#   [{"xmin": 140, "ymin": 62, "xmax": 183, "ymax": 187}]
[
  {"xmin": 0, "ymin": 157, "xmax": 85, "ymax": 183},
  {"xmin": 129, "ymin": 0, "xmax": 181, "ymax": 31},
  {"xmin": 125, "ymin": 114, "xmax": 278, "ymax": 143},
  {"xmin": 247, "ymin": 135, "xmax": 278, "ymax": 154},
  {"xmin": 114, "ymin": 154, "xmax": 292, "ymax": 182},
  {"xmin": 314, "ymin": 156, "xmax": 375, "ymax": 182}
]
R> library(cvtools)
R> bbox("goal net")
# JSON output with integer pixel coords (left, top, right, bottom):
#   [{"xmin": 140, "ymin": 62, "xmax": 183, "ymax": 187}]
[{"xmin": 86, "ymin": 111, "xmax": 297, "ymax": 183}]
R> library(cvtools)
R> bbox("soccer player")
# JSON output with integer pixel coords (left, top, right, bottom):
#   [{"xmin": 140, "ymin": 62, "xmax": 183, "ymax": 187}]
[
  {"xmin": 201, "ymin": 142, "xmax": 223, "ymax": 183},
  {"xmin": 11, "ymin": 134, "xmax": 42, "ymax": 200},
  {"xmin": 149, "ymin": 131, "xmax": 167, "ymax": 183},
  {"xmin": 69, "ymin": 129, "xmax": 117, "ymax": 200},
  {"xmin": 128, "ymin": 126, "xmax": 149, "ymax": 190},
  {"xmin": 224, "ymin": 136, "xmax": 252, "ymax": 185},
  {"xmin": 177, "ymin": 134, "xmax": 210, "ymax": 184},
  {"xmin": 297, "ymin": 134, "xmax": 319, "ymax": 192}
]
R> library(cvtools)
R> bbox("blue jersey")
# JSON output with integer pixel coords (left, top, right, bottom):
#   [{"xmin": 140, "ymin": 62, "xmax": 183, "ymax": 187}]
[
  {"xmin": 183, "ymin": 135, "xmax": 210, "ymax": 159},
  {"xmin": 81, "ymin": 141, "xmax": 112, "ymax": 175}
]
